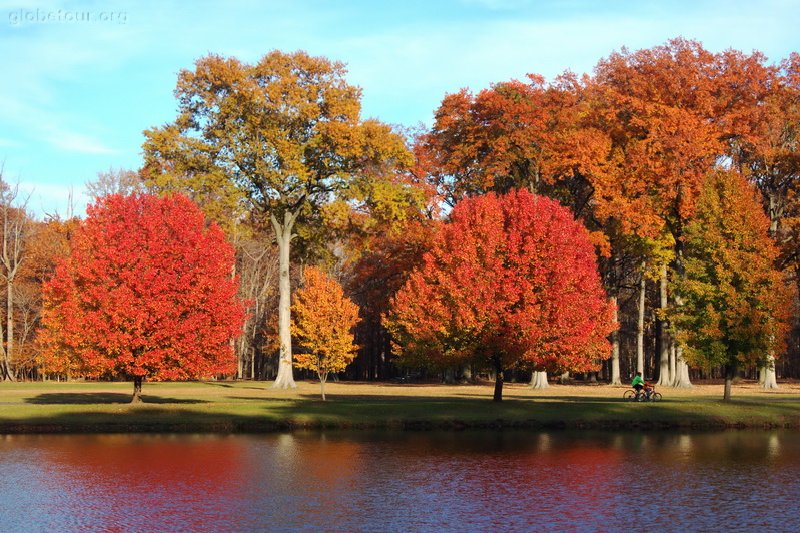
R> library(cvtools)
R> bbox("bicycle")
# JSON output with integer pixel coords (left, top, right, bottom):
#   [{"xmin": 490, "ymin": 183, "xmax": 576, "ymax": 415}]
[
  {"xmin": 623, "ymin": 388, "xmax": 662, "ymax": 402},
  {"xmin": 623, "ymin": 389, "xmax": 641, "ymax": 401}
]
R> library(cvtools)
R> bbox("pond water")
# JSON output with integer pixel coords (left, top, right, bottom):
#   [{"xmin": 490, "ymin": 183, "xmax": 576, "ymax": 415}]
[{"xmin": 0, "ymin": 431, "xmax": 798, "ymax": 532}]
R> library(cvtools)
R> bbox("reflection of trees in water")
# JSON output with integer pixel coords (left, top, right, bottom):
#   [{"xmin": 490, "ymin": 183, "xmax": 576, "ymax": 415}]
[{"xmin": 25, "ymin": 434, "xmax": 248, "ymax": 529}]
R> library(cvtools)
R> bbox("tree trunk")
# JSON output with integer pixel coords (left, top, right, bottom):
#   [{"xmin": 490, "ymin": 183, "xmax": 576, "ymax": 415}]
[
  {"xmin": 673, "ymin": 350, "xmax": 693, "ymax": 388},
  {"xmin": 462, "ymin": 364, "xmax": 473, "ymax": 383},
  {"xmin": 271, "ymin": 211, "xmax": 297, "ymax": 389},
  {"xmin": 671, "ymin": 236, "xmax": 692, "ymax": 389},
  {"xmin": 0, "ymin": 319, "xmax": 10, "ymax": 381},
  {"xmin": 610, "ymin": 295, "xmax": 621, "ymax": 385},
  {"xmin": 493, "ymin": 358, "xmax": 504, "ymax": 402},
  {"xmin": 6, "ymin": 277, "xmax": 14, "ymax": 380},
  {"xmin": 762, "ymin": 353, "xmax": 779, "ymax": 389},
  {"xmin": 760, "ymin": 203, "xmax": 781, "ymax": 389},
  {"xmin": 723, "ymin": 363, "xmax": 735, "ymax": 401},
  {"xmin": 656, "ymin": 264, "xmax": 671, "ymax": 386},
  {"xmin": 131, "ymin": 376, "xmax": 143, "ymax": 403},
  {"xmin": 669, "ymin": 339, "xmax": 677, "ymax": 385},
  {"xmin": 637, "ymin": 265, "xmax": 646, "ymax": 375},
  {"xmin": 530, "ymin": 370, "xmax": 549, "ymax": 389},
  {"xmin": 319, "ymin": 372, "xmax": 327, "ymax": 401}
]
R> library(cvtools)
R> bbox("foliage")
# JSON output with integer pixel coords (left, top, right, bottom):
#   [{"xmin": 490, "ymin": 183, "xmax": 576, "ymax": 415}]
[
  {"xmin": 85, "ymin": 168, "xmax": 146, "ymax": 200},
  {"xmin": 142, "ymin": 50, "xmax": 414, "ymax": 388},
  {"xmin": 292, "ymin": 266, "xmax": 360, "ymax": 399},
  {"xmin": 588, "ymin": 38, "xmax": 723, "ymax": 239},
  {"xmin": 344, "ymin": 218, "xmax": 435, "ymax": 379},
  {"xmin": 142, "ymin": 50, "xmax": 413, "ymax": 236},
  {"xmin": 671, "ymin": 171, "xmax": 792, "ymax": 391},
  {"xmin": 386, "ymin": 189, "xmax": 614, "ymax": 401},
  {"xmin": 38, "ymin": 194, "xmax": 245, "ymax": 399},
  {"xmin": 418, "ymin": 74, "xmax": 606, "ymax": 217}
]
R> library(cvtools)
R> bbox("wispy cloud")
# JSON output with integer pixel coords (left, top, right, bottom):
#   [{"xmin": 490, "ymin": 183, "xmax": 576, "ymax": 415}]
[
  {"xmin": 0, "ymin": 138, "xmax": 20, "ymax": 148},
  {"xmin": 18, "ymin": 180, "xmax": 89, "ymax": 218},
  {"xmin": 44, "ymin": 129, "xmax": 118, "ymax": 155}
]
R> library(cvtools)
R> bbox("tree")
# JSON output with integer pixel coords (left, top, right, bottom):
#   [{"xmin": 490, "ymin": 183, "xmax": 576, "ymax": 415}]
[
  {"xmin": 386, "ymin": 189, "xmax": 614, "ymax": 401},
  {"xmin": 292, "ymin": 266, "xmax": 360, "ymax": 400},
  {"xmin": 671, "ymin": 171, "xmax": 791, "ymax": 401},
  {"xmin": 85, "ymin": 167, "xmax": 145, "ymax": 199},
  {"xmin": 142, "ymin": 51, "xmax": 411, "ymax": 389},
  {"xmin": 720, "ymin": 51, "xmax": 800, "ymax": 388},
  {"xmin": 39, "ymin": 193, "xmax": 245, "ymax": 402},
  {"xmin": 235, "ymin": 233, "xmax": 279, "ymax": 380},
  {"xmin": 590, "ymin": 39, "xmax": 724, "ymax": 388},
  {"xmin": 345, "ymin": 218, "xmax": 435, "ymax": 380},
  {"xmin": 0, "ymin": 173, "xmax": 32, "ymax": 381}
]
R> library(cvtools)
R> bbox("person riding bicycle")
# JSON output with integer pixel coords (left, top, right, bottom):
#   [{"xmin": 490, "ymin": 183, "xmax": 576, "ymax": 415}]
[
  {"xmin": 643, "ymin": 380, "xmax": 654, "ymax": 399},
  {"xmin": 631, "ymin": 372, "xmax": 645, "ymax": 398}
]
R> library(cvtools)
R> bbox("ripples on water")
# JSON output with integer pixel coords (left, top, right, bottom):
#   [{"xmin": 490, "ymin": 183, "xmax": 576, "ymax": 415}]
[{"xmin": 0, "ymin": 431, "xmax": 797, "ymax": 532}]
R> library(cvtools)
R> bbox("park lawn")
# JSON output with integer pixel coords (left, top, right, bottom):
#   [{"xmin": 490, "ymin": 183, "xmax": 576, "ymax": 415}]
[{"xmin": 0, "ymin": 380, "xmax": 799, "ymax": 433}]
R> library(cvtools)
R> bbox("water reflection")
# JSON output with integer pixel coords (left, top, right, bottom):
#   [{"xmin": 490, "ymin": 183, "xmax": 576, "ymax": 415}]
[{"xmin": 1, "ymin": 431, "xmax": 798, "ymax": 532}]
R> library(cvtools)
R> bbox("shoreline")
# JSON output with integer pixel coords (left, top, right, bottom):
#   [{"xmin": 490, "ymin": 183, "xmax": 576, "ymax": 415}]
[{"xmin": 1, "ymin": 380, "xmax": 799, "ymax": 434}]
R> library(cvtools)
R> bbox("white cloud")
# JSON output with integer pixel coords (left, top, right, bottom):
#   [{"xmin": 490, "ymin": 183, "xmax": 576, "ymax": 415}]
[
  {"xmin": 17, "ymin": 180, "xmax": 90, "ymax": 218},
  {"xmin": 44, "ymin": 129, "xmax": 118, "ymax": 155}
]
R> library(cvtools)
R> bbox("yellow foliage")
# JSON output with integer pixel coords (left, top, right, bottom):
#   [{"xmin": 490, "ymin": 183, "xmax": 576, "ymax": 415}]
[{"xmin": 291, "ymin": 266, "xmax": 360, "ymax": 384}]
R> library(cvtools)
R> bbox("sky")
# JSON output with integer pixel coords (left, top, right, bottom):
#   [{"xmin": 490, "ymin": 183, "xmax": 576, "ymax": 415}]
[{"xmin": 1, "ymin": 0, "xmax": 798, "ymax": 217}]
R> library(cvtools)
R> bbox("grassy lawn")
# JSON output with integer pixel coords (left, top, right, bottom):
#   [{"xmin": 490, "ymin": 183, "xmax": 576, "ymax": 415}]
[{"xmin": 1, "ymin": 380, "xmax": 799, "ymax": 433}]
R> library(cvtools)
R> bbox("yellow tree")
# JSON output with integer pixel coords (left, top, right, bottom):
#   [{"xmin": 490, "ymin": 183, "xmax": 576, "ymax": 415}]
[
  {"xmin": 143, "ymin": 51, "xmax": 410, "ymax": 388},
  {"xmin": 292, "ymin": 266, "xmax": 360, "ymax": 400}
]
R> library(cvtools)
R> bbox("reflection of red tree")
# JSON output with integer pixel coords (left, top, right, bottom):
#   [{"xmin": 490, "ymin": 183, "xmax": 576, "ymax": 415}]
[
  {"xmin": 36, "ymin": 435, "xmax": 246, "ymax": 530},
  {"xmin": 512, "ymin": 437, "xmax": 627, "ymax": 524}
]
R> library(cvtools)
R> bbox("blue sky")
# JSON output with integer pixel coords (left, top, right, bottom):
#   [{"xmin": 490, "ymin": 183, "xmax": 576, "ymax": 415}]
[{"xmin": 1, "ymin": 0, "xmax": 798, "ymax": 217}]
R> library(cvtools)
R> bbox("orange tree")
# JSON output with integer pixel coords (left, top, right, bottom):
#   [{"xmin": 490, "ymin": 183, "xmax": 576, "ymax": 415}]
[
  {"xmin": 39, "ymin": 193, "xmax": 245, "ymax": 402},
  {"xmin": 671, "ymin": 171, "xmax": 792, "ymax": 401},
  {"xmin": 291, "ymin": 266, "xmax": 360, "ymax": 400},
  {"xmin": 385, "ymin": 189, "xmax": 614, "ymax": 401}
]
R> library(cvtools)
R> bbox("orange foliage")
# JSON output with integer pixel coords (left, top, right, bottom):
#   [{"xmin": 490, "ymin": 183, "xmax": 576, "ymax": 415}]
[{"xmin": 292, "ymin": 266, "xmax": 360, "ymax": 399}]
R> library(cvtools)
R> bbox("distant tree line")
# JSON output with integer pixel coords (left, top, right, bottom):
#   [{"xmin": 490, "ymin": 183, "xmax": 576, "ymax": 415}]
[{"xmin": 2, "ymin": 39, "xmax": 799, "ymax": 397}]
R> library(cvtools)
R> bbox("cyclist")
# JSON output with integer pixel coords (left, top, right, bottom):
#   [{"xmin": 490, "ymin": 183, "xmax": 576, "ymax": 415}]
[
  {"xmin": 643, "ymin": 380, "xmax": 654, "ymax": 399},
  {"xmin": 631, "ymin": 372, "xmax": 645, "ymax": 399}
]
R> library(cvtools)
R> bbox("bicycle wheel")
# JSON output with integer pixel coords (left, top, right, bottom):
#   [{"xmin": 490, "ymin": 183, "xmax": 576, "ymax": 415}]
[
  {"xmin": 623, "ymin": 390, "xmax": 636, "ymax": 401},
  {"xmin": 650, "ymin": 392, "xmax": 662, "ymax": 402}
]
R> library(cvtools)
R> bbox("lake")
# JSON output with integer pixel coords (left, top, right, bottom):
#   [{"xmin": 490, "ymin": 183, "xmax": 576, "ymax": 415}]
[{"xmin": 0, "ymin": 431, "xmax": 798, "ymax": 532}]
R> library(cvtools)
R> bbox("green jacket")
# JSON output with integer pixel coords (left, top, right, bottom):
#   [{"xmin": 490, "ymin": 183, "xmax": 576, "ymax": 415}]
[{"xmin": 631, "ymin": 375, "xmax": 645, "ymax": 387}]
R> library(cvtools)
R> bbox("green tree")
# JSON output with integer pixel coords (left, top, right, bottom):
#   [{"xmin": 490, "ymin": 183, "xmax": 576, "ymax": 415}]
[
  {"xmin": 671, "ymin": 171, "xmax": 791, "ymax": 401},
  {"xmin": 142, "ymin": 51, "xmax": 411, "ymax": 388}
]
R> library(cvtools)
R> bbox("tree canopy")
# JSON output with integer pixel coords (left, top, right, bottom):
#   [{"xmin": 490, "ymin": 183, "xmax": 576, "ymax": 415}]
[
  {"xmin": 292, "ymin": 266, "xmax": 360, "ymax": 400},
  {"xmin": 386, "ymin": 188, "xmax": 614, "ymax": 401},
  {"xmin": 671, "ymin": 171, "xmax": 791, "ymax": 400},
  {"xmin": 39, "ymin": 193, "xmax": 245, "ymax": 402}
]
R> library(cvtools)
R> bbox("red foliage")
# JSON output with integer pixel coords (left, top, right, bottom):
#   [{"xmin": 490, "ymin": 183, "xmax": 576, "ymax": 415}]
[
  {"xmin": 386, "ymin": 189, "xmax": 614, "ymax": 400},
  {"xmin": 39, "ymin": 193, "xmax": 245, "ymax": 386}
]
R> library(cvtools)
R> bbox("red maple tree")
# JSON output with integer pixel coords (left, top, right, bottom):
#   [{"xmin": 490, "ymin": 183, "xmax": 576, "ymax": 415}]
[
  {"xmin": 39, "ymin": 193, "xmax": 245, "ymax": 402},
  {"xmin": 386, "ymin": 189, "xmax": 614, "ymax": 401}
]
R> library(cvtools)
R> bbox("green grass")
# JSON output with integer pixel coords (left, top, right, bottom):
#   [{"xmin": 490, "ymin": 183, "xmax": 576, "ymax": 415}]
[{"xmin": 1, "ymin": 380, "xmax": 799, "ymax": 433}]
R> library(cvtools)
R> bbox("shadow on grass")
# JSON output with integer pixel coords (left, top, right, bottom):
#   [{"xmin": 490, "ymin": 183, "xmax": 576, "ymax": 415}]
[
  {"xmin": 200, "ymin": 382, "xmax": 267, "ymax": 391},
  {"xmin": 26, "ymin": 393, "xmax": 208, "ymax": 405},
  {"xmin": 4, "ymin": 390, "xmax": 800, "ymax": 433}
]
